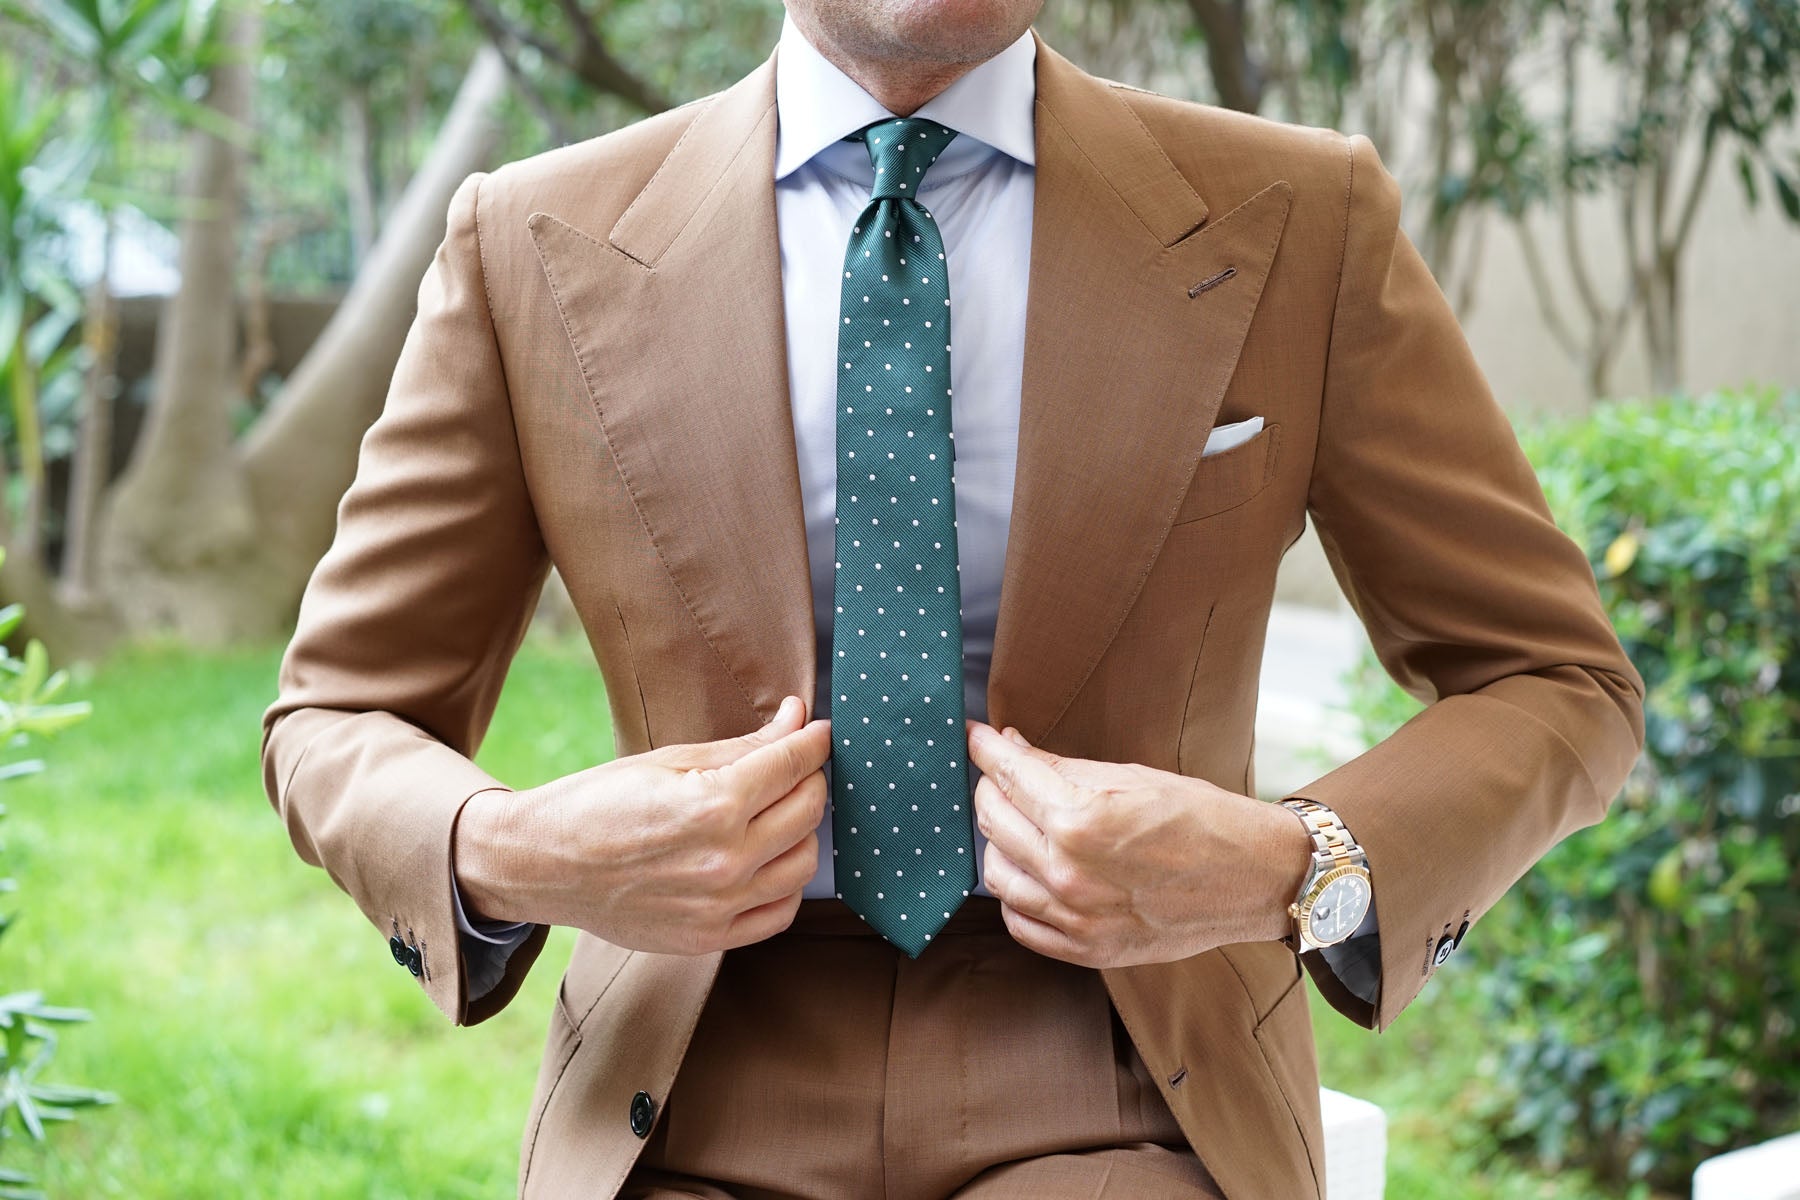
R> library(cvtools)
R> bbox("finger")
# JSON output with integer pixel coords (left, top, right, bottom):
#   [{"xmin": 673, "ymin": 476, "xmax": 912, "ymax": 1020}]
[
  {"xmin": 999, "ymin": 902, "xmax": 1091, "ymax": 966},
  {"xmin": 721, "ymin": 888, "xmax": 806, "ymax": 949},
  {"xmin": 982, "ymin": 841, "xmax": 1067, "ymax": 930},
  {"xmin": 653, "ymin": 694, "xmax": 810, "ymax": 771},
  {"xmin": 966, "ymin": 720, "xmax": 1067, "ymax": 830},
  {"xmin": 743, "ymin": 770, "xmax": 828, "ymax": 867},
  {"xmin": 719, "ymin": 716, "xmax": 834, "ymax": 817},
  {"xmin": 741, "ymin": 828, "xmax": 820, "ymax": 909},
  {"xmin": 973, "ymin": 773, "xmax": 1052, "ymax": 883}
]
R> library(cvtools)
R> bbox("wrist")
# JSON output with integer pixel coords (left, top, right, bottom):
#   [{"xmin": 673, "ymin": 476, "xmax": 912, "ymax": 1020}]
[
  {"xmin": 1277, "ymin": 798, "xmax": 1374, "ymax": 951},
  {"xmin": 1248, "ymin": 797, "xmax": 1314, "ymax": 945},
  {"xmin": 452, "ymin": 787, "xmax": 530, "ymax": 925}
]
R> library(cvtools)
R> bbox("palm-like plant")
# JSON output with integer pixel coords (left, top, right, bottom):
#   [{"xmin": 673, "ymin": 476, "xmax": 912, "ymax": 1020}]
[
  {"xmin": 0, "ymin": 53, "xmax": 88, "ymax": 567},
  {"xmin": 0, "ymin": 547, "xmax": 108, "ymax": 1200},
  {"xmin": 0, "ymin": 0, "xmax": 227, "ymax": 601}
]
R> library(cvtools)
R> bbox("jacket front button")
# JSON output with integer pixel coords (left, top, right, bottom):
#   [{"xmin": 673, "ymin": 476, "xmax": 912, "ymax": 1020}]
[{"xmin": 629, "ymin": 1091, "xmax": 656, "ymax": 1138}]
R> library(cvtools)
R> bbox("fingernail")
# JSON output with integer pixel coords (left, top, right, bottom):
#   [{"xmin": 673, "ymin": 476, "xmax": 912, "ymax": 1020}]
[{"xmin": 779, "ymin": 695, "xmax": 797, "ymax": 719}]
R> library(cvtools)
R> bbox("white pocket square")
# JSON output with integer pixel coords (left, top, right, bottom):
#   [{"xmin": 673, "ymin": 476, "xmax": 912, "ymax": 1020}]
[{"xmin": 1201, "ymin": 415, "xmax": 1264, "ymax": 458}]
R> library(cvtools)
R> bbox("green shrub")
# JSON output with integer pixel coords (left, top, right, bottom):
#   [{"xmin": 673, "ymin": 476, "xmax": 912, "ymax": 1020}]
[
  {"xmin": 0, "ymin": 551, "xmax": 112, "ymax": 1199},
  {"xmin": 1336, "ymin": 385, "xmax": 1800, "ymax": 1189}
]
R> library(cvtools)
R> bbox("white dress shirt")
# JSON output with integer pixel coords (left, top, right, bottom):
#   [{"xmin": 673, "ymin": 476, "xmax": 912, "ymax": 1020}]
[{"xmin": 455, "ymin": 16, "xmax": 1378, "ymax": 1005}]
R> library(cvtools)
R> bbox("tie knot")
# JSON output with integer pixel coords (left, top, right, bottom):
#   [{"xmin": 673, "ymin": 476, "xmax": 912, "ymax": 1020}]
[{"xmin": 851, "ymin": 117, "xmax": 958, "ymax": 201}]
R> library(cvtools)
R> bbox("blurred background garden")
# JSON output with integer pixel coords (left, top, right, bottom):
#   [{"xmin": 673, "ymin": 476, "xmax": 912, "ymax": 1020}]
[{"xmin": 0, "ymin": 0, "xmax": 1796, "ymax": 1195}]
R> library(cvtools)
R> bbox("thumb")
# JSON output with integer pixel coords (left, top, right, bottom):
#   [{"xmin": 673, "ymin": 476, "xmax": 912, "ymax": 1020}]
[{"xmin": 651, "ymin": 695, "xmax": 808, "ymax": 771}]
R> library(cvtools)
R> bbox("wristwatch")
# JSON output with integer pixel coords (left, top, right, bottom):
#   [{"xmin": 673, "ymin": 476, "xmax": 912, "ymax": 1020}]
[{"xmin": 1279, "ymin": 799, "xmax": 1373, "ymax": 951}]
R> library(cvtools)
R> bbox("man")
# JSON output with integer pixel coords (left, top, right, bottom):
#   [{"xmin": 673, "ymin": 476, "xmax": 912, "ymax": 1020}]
[{"xmin": 260, "ymin": 1, "xmax": 1647, "ymax": 1197}]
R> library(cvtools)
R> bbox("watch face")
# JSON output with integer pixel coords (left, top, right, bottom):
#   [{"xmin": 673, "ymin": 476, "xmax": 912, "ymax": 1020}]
[{"xmin": 1304, "ymin": 868, "xmax": 1371, "ymax": 945}]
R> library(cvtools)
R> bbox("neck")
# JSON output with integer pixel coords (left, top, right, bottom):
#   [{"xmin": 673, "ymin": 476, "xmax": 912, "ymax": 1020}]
[{"xmin": 788, "ymin": 13, "xmax": 990, "ymax": 116}]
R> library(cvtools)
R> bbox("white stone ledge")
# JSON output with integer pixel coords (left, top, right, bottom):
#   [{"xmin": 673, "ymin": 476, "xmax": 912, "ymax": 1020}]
[
  {"xmin": 1694, "ymin": 1132, "xmax": 1800, "ymax": 1200},
  {"xmin": 1322, "ymin": 1086, "xmax": 1387, "ymax": 1199}
]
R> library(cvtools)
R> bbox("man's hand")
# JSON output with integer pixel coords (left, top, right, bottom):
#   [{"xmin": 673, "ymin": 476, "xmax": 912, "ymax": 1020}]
[
  {"xmin": 965, "ymin": 718, "xmax": 1311, "ymax": 968},
  {"xmin": 455, "ymin": 695, "xmax": 832, "ymax": 955}
]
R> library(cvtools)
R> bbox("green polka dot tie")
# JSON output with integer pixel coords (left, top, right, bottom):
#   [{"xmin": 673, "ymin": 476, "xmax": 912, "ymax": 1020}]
[{"xmin": 830, "ymin": 117, "xmax": 974, "ymax": 956}]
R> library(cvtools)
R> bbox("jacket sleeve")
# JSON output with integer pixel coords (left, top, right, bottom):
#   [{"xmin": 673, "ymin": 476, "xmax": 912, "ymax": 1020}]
[
  {"xmin": 1284, "ymin": 134, "xmax": 1647, "ymax": 1031},
  {"xmin": 260, "ymin": 170, "xmax": 554, "ymax": 1026}
]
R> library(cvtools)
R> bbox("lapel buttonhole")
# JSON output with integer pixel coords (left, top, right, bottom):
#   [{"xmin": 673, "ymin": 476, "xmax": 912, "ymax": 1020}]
[{"xmin": 1187, "ymin": 266, "xmax": 1237, "ymax": 298}]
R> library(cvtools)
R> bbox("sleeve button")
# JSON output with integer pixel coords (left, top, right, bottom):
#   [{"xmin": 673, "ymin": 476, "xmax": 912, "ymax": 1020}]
[
  {"xmin": 405, "ymin": 943, "xmax": 423, "ymax": 976},
  {"xmin": 1432, "ymin": 934, "xmax": 1454, "ymax": 967},
  {"xmin": 390, "ymin": 935, "xmax": 409, "ymax": 966},
  {"xmin": 629, "ymin": 1091, "xmax": 657, "ymax": 1138}
]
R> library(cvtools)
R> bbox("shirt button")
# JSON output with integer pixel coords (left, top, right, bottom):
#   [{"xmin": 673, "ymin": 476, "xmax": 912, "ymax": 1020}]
[
  {"xmin": 1433, "ymin": 935, "xmax": 1455, "ymax": 967},
  {"xmin": 629, "ymin": 1091, "xmax": 657, "ymax": 1138}
]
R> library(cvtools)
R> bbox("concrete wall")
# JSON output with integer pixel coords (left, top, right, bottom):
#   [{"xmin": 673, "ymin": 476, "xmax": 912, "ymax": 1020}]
[{"xmin": 1452, "ymin": 151, "xmax": 1800, "ymax": 419}]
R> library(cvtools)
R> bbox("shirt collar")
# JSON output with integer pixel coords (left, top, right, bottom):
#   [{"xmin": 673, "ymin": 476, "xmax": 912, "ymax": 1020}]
[{"xmin": 773, "ymin": 14, "xmax": 1037, "ymax": 183}]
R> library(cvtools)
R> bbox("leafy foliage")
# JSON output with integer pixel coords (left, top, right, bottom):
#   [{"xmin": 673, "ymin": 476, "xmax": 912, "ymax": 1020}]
[
  {"xmin": 0, "ymin": 548, "xmax": 110, "ymax": 1199},
  {"xmin": 1588, "ymin": 0, "xmax": 1800, "ymax": 217},
  {"xmin": 0, "ymin": 52, "xmax": 90, "ymax": 507},
  {"xmin": 1336, "ymin": 385, "xmax": 1800, "ymax": 1188}
]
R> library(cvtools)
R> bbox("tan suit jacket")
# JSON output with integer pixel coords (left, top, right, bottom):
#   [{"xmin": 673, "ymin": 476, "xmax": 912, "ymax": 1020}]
[{"xmin": 261, "ymin": 33, "xmax": 1646, "ymax": 1200}]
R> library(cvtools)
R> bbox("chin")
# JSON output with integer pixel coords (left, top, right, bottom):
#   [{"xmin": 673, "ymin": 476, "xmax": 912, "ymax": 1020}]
[{"xmin": 820, "ymin": 0, "xmax": 1043, "ymax": 64}]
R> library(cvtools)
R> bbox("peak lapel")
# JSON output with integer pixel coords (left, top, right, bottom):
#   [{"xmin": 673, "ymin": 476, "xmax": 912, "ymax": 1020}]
[
  {"xmin": 527, "ymin": 52, "xmax": 816, "ymax": 728},
  {"xmin": 986, "ymin": 38, "xmax": 1293, "ymax": 744}
]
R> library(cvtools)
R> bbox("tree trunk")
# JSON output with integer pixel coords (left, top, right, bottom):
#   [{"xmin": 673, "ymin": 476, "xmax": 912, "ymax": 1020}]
[
  {"xmin": 1644, "ymin": 249, "xmax": 1681, "ymax": 395},
  {"xmin": 234, "ymin": 44, "xmax": 510, "ymax": 629},
  {"xmin": 83, "ymin": 44, "xmax": 508, "ymax": 647},
  {"xmin": 94, "ymin": 4, "xmax": 260, "ymax": 642},
  {"xmin": 1184, "ymin": 0, "xmax": 1262, "ymax": 112},
  {"xmin": 0, "ymin": 539, "xmax": 118, "ymax": 655},
  {"xmin": 1585, "ymin": 346, "xmax": 1611, "ymax": 403},
  {"xmin": 59, "ymin": 209, "xmax": 119, "ymax": 607},
  {"xmin": 344, "ymin": 87, "xmax": 379, "ymax": 265},
  {"xmin": 5, "ymin": 330, "xmax": 46, "ymax": 568}
]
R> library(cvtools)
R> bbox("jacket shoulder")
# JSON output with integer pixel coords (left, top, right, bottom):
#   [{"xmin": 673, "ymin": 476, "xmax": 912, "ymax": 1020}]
[
  {"xmin": 469, "ymin": 94, "xmax": 715, "ymax": 248},
  {"xmin": 1102, "ymin": 80, "xmax": 1357, "ymax": 220}
]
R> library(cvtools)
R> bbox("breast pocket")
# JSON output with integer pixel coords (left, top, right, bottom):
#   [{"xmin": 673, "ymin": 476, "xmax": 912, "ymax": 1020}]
[{"xmin": 1170, "ymin": 421, "xmax": 1282, "ymax": 525}]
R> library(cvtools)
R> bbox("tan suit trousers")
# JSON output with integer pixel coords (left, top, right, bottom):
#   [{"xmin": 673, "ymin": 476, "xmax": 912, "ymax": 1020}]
[{"xmin": 620, "ymin": 898, "xmax": 1224, "ymax": 1199}]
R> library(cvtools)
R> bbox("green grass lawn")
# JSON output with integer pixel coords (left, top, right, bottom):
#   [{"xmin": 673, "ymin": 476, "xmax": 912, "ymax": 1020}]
[{"xmin": 3, "ymin": 636, "xmax": 1617, "ymax": 1197}]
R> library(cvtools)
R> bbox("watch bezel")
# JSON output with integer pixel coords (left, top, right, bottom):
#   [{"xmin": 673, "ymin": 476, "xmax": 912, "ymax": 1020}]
[{"xmin": 1293, "ymin": 862, "xmax": 1373, "ymax": 948}]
